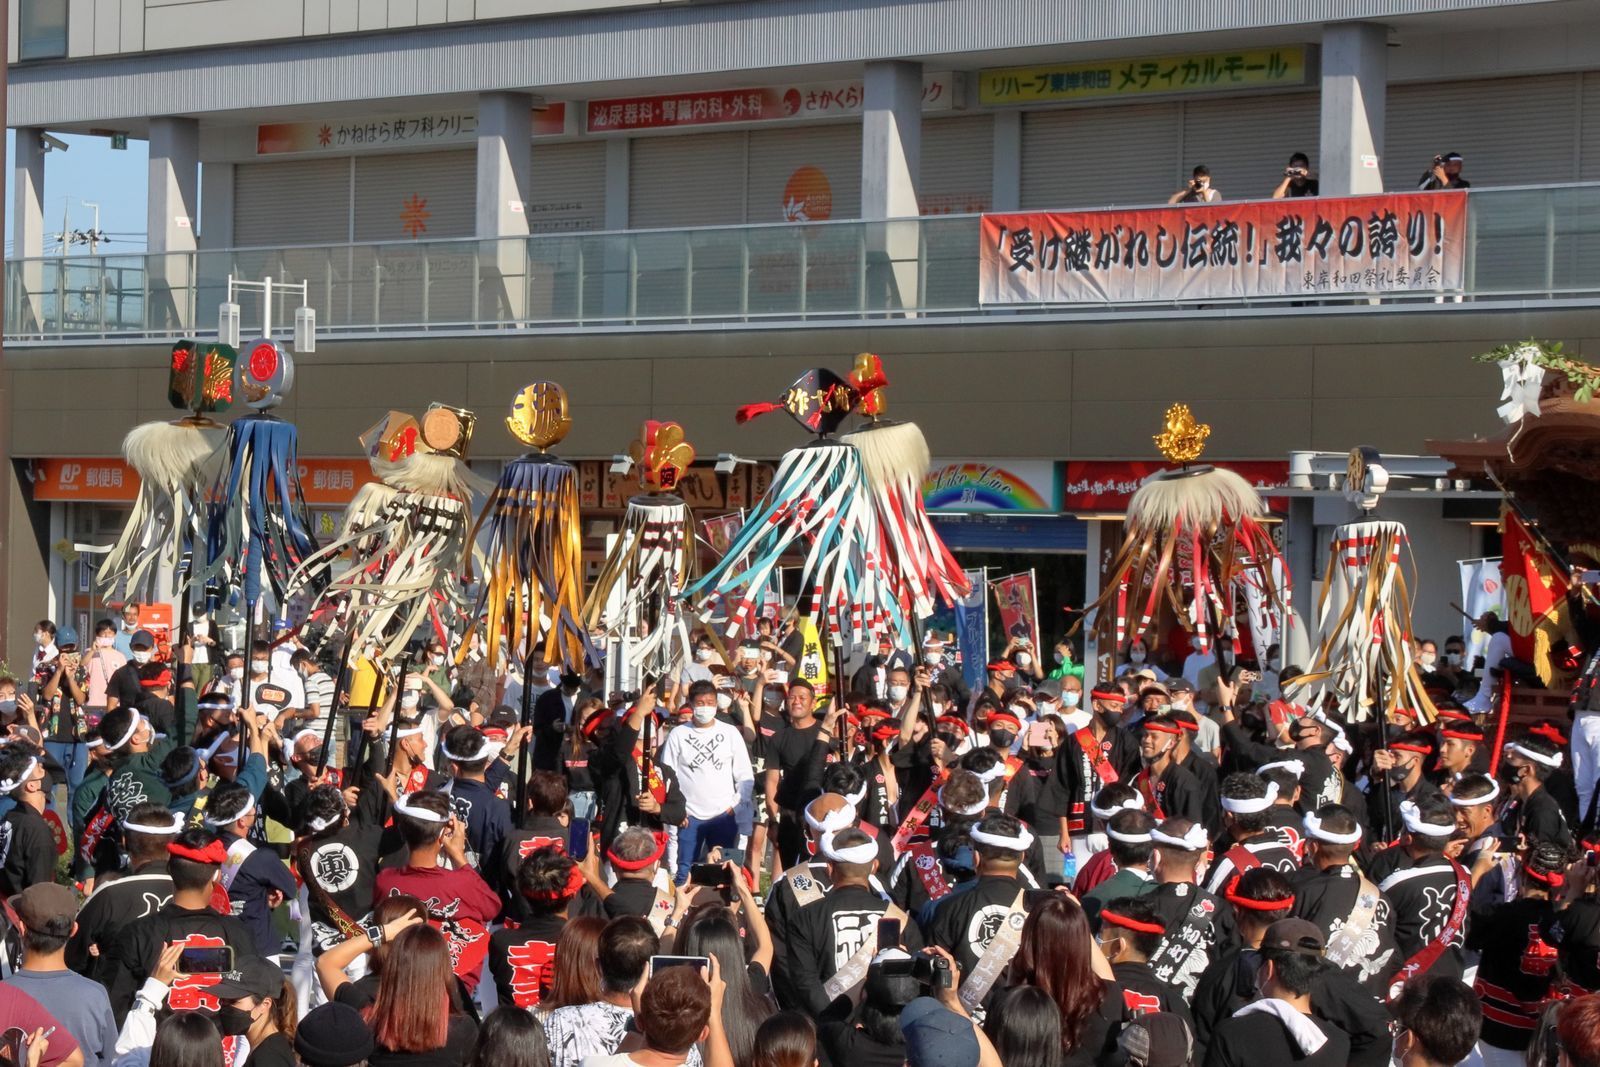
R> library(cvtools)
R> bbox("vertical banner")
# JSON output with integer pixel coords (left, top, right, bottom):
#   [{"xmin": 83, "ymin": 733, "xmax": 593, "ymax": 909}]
[
  {"xmin": 793, "ymin": 615, "xmax": 831, "ymax": 710},
  {"xmin": 979, "ymin": 191, "xmax": 1467, "ymax": 305},
  {"xmin": 955, "ymin": 569, "xmax": 989, "ymax": 696},
  {"xmin": 1458, "ymin": 557, "xmax": 1507, "ymax": 668},
  {"xmin": 992, "ymin": 572, "xmax": 1041, "ymax": 652},
  {"xmin": 1501, "ymin": 513, "xmax": 1569, "ymax": 672}
]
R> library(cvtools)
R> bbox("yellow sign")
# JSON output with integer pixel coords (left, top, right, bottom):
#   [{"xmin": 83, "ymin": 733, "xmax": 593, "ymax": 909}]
[
  {"xmin": 794, "ymin": 616, "xmax": 831, "ymax": 711},
  {"xmin": 979, "ymin": 46, "xmax": 1308, "ymax": 107}
]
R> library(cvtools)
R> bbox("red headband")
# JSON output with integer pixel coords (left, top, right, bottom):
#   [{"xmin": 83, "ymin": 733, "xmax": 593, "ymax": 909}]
[
  {"xmin": 1174, "ymin": 717, "xmax": 1200, "ymax": 733},
  {"xmin": 1393, "ymin": 707, "xmax": 1420, "ymax": 720},
  {"xmin": 1100, "ymin": 909, "xmax": 1166, "ymax": 936},
  {"xmin": 937, "ymin": 715, "xmax": 971, "ymax": 736},
  {"xmin": 1439, "ymin": 728, "xmax": 1484, "ymax": 742},
  {"xmin": 986, "ymin": 661, "xmax": 1015, "ymax": 672},
  {"xmin": 1435, "ymin": 708, "xmax": 1471, "ymax": 723},
  {"xmin": 1531, "ymin": 723, "xmax": 1569, "ymax": 745},
  {"xmin": 1142, "ymin": 721, "xmax": 1183, "ymax": 737},
  {"xmin": 606, "ymin": 832, "xmax": 668, "ymax": 872},
  {"xmin": 168, "ymin": 840, "xmax": 228, "ymax": 865},
  {"xmin": 858, "ymin": 707, "xmax": 891, "ymax": 723},
  {"xmin": 1524, "ymin": 865, "xmax": 1566, "ymax": 890},
  {"xmin": 140, "ymin": 669, "xmax": 173, "ymax": 689},
  {"xmin": 1224, "ymin": 876, "xmax": 1296, "ymax": 912},
  {"xmin": 525, "ymin": 863, "xmax": 586, "ymax": 902},
  {"xmin": 1090, "ymin": 689, "xmax": 1126, "ymax": 704},
  {"xmin": 871, "ymin": 724, "xmax": 901, "ymax": 743},
  {"xmin": 988, "ymin": 712, "xmax": 1022, "ymax": 731},
  {"xmin": 1390, "ymin": 741, "xmax": 1432, "ymax": 756},
  {"xmin": 581, "ymin": 712, "xmax": 612, "ymax": 739}
]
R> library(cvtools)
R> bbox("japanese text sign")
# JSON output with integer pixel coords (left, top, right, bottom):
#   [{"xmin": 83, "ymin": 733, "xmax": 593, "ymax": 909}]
[
  {"xmin": 1062, "ymin": 461, "xmax": 1290, "ymax": 512},
  {"xmin": 980, "ymin": 47, "xmax": 1308, "ymax": 105},
  {"xmin": 30, "ymin": 458, "xmax": 139, "ymax": 502},
  {"xmin": 257, "ymin": 105, "xmax": 566, "ymax": 155},
  {"xmin": 979, "ymin": 192, "xmax": 1467, "ymax": 306},
  {"xmin": 585, "ymin": 73, "xmax": 954, "ymax": 133}
]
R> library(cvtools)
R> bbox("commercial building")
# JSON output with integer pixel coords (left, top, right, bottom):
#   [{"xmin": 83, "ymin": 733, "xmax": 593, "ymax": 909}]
[{"xmin": 5, "ymin": 0, "xmax": 1599, "ymax": 666}]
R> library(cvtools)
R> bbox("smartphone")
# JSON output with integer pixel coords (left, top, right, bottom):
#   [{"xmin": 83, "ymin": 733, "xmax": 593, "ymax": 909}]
[
  {"xmin": 877, "ymin": 917, "xmax": 901, "ymax": 950},
  {"xmin": 689, "ymin": 863, "xmax": 732, "ymax": 888},
  {"xmin": 648, "ymin": 955, "xmax": 709, "ymax": 978},
  {"xmin": 1025, "ymin": 722, "xmax": 1050, "ymax": 748},
  {"xmin": 177, "ymin": 945, "xmax": 235, "ymax": 975},
  {"xmin": 772, "ymin": 669, "xmax": 789, "ymax": 685},
  {"xmin": 567, "ymin": 818, "xmax": 590, "ymax": 861},
  {"xmin": 720, "ymin": 846, "xmax": 746, "ymax": 867}
]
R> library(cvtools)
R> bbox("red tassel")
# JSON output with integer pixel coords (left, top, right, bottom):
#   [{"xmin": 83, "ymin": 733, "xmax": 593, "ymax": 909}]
[{"xmin": 735, "ymin": 401, "xmax": 782, "ymax": 424}]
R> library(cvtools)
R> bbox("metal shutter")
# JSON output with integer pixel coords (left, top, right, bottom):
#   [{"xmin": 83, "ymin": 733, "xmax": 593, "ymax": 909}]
[
  {"xmin": 352, "ymin": 149, "xmax": 475, "ymax": 241},
  {"xmin": 629, "ymin": 131, "xmax": 749, "ymax": 229},
  {"xmin": 921, "ymin": 114, "xmax": 994, "ymax": 215},
  {"xmin": 1181, "ymin": 92, "xmax": 1319, "ymax": 203},
  {"xmin": 1582, "ymin": 72, "xmax": 1600, "ymax": 179},
  {"xmin": 529, "ymin": 140, "xmax": 608, "ymax": 233},
  {"xmin": 1020, "ymin": 103, "xmax": 1183, "ymax": 210},
  {"xmin": 747, "ymin": 122, "xmax": 862, "ymax": 224},
  {"xmin": 233, "ymin": 158, "xmax": 351, "ymax": 247},
  {"xmin": 1385, "ymin": 75, "xmax": 1578, "ymax": 189}
]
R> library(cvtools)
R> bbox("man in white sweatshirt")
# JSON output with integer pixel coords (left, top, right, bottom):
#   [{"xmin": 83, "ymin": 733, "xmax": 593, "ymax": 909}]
[{"xmin": 657, "ymin": 679, "xmax": 754, "ymax": 885}]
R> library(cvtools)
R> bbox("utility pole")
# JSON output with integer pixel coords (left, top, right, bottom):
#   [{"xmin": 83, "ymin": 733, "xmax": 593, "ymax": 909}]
[
  {"xmin": 1, "ymin": 0, "xmax": 15, "ymax": 665},
  {"xmin": 82, "ymin": 201, "xmax": 100, "ymax": 254}
]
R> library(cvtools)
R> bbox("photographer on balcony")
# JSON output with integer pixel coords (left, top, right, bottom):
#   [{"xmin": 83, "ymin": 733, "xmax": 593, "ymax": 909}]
[
  {"xmin": 1271, "ymin": 153, "xmax": 1320, "ymax": 199},
  {"xmin": 1168, "ymin": 165, "xmax": 1221, "ymax": 204},
  {"xmin": 1419, "ymin": 151, "xmax": 1472, "ymax": 190}
]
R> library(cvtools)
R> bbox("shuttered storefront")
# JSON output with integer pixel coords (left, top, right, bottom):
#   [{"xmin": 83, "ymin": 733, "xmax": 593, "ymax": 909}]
[
  {"xmin": 1181, "ymin": 92, "xmax": 1319, "ymax": 202},
  {"xmin": 747, "ymin": 123, "xmax": 862, "ymax": 225},
  {"xmin": 352, "ymin": 149, "xmax": 475, "ymax": 242},
  {"xmin": 629, "ymin": 131, "xmax": 749, "ymax": 229},
  {"xmin": 1020, "ymin": 103, "xmax": 1183, "ymax": 210},
  {"xmin": 233, "ymin": 158, "xmax": 351, "ymax": 247},
  {"xmin": 529, "ymin": 140, "xmax": 608, "ymax": 233},
  {"xmin": 921, "ymin": 114, "xmax": 993, "ymax": 215}
]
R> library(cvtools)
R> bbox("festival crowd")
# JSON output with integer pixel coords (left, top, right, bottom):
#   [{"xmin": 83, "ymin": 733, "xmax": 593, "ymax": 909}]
[{"xmin": 1, "ymin": 604, "xmax": 1599, "ymax": 1067}]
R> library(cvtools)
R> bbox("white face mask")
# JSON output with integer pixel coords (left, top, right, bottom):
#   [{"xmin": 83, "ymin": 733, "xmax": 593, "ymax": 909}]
[
  {"xmin": 1446, "ymin": 652, "xmax": 1463, "ymax": 667},
  {"xmin": 1129, "ymin": 650, "xmax": 1147, "ymax": 664},
  {"xmin": 692, "ymin": 705, "xmax": 718, "ymax": 725},
  {"xmin": 431, "ymin": 654, "xmax": 445, "ymax": 667},
  {"xmin": 888, "ymin": 684, "xmax": 909, "ymax": 703},
  {"xmin": 694, "ymin": 648, "xmax": 714, "ymax": 663},
  {"xmin": 1015, "ymin": 652, "xmax": 1033, "ymax": 669},
  {"xmin": 97, "ymin": 636, "xmax": 115, "ymax": 648},
  {"xmin": 132, "ymin": 649, "xmax": 153, "ymax": 665},
  {"xmin": 1063, "ymin": 691, "xmax": 1082, "ymax": 708},
  {"xmin": 1418, "ymin": 652, "xmax": 1437, "ymax": 669},
  {"xmin": 401, "ymin": 692, "xmax": 420, "ymax": 709},
  {"xmin": 251, "ymin": 659, "xmax": 270, "ymax": 675},
  {"xmin": 924, "ymin": 653, "xmax": 942, "ymax": 666},
  {"xmin": 931, "ymin": 702, "xmax": 946, "ymax": 716},
  {"xmin": 716, "ymin": 691, "xmax": 733, "ymax": 710},
  {"xmin": 229, "ymin": 666, "xmax": 245, "ymax": 681}
]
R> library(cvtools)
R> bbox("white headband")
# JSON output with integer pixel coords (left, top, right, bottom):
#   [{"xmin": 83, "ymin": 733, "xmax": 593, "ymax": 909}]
[
  {"xmin": 805, "ymin": 800, "xmax": 858, "ymax": 834},
  {"xmin": 1332, "ymin": 733, "xmax": 1353, "ymax": 755},
  {"xmin": 440, "ymin": 737, "xmax": 504, "ymax": 764},
  {"xmin": 307, "ymin": 810, "xmax": 343, "ymax": 833},
  {"xmin": 971, "ymin": 824, "xmax": 1035, "ymax": 851},
  {"xmin": 1302, "ymin": 811, "xmax": 1363, "ymax": 845},
  {"xmin": 1505, "ymin": 742, "xmax": 1563, "ymax": 769},
  {"xmin": 1107, "ymin": 827, "xmax": 1154, "ymax": 844},
  {"xmin": 0, "ymin": 757, "xmax": 39, "ymax": 794},
  {"xmin": 1150, "ymin": 824, "xmax": 1209, "ymax": 851},
  {"xmin": 204, "ymin": 793, "xmax": 255, "ymax": 828},
  {"xmin": 938, "ymin": 785, "xmax": 990, "ymax": 817},
  {"xmin": 974, "ymin": 762, "xmax": 1008, "ymax": 784},
  {"xmin": 1400, "ymin": 799, "xmax": 1456, "ymax": 838},
  {"xmin": 393, "ymin": 793, "xmax": 447, "ymax": 823},
  {"xmin": 123, "ymin": 811, "xmax": 186, "ymax": 835},
  {"xmin": 1090, "ymin": 796, "xmax": 1145, "ymax": 821},
  {"xmin": 819, "ymin": 830, "xmax": 878, "ymax": 865},
  {"xmin": 844, "ymin": 783, "xmax": 868, "ymax": 808},
  {"xmin": 1257, "ymin": 759, "xmax": 1305, "ymax": 779},
  {"xmin": 108, "ymin": 713, "xmax": 144, "ymax": 751},
  {"xmin": 1221, "ymin": 781, "xmax": 1280, "ymax": 815},
  {"xmin": 1449, "ymin": 780, "xmax": 1501, "ymax": 807},
  {"xmin": 86, "ymin": 736, "xmax": 107, "ymax": 750},
  {"xmin": 395, "ymin": 724, "xmax": 425, "ymax": 740}
]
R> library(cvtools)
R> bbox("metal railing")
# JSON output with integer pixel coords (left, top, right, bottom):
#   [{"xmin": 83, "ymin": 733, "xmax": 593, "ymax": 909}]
[{"xmin": 6, "ymin": 182, "xmax": 1600, "ymax": 342}]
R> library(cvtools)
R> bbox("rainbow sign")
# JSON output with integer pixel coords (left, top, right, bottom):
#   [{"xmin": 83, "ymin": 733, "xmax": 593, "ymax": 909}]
[{"xmin": 922, "ymin": 461, "xmax": 1056, "ymax": 513}]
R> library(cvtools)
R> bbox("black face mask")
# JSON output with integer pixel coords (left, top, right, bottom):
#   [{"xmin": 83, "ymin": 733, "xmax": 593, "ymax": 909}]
[
  {"xmin": 217, "ymin": 1005, "xmax": 255, "ymax": 1037},
  {"xmin": 1387, "ymin": 764, "xmax": 1413, "ymax": 785},
  {"xmin": 1496, "ymin": 763, "xmax": 1524, "ymax": 787},
  {"xmin": 989, "ymin": 731, "xmax": 1016, "ymax": 750},
  {"xmin": 935, "ymin": 731, "xmax": 960, "ymax": 750}
]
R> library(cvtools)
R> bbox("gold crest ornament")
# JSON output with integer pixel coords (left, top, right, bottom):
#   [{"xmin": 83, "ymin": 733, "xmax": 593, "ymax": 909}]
[
  {"xmin": 420, "ymin": 403, "xmax": 476, "ymax": 459},
  {"xmin": 1154, "ymin": 403, "xmax": 1211, "ymax": 464},
  {"xmin": 359, "ymin": 411, "xmax": 423, "ymax": 465},
  {"xmin": 508, "ymin": 382, "xmax": 572, "ymax": 450},
  {"xmin": 629, "ymin": 421, "xmax": 696, "ymax": 493}
]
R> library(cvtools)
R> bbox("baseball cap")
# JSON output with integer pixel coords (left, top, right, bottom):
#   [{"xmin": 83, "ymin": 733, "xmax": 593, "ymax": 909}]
[
  {"xmin": 9, "ymin": 883, "xmax": 77, "ymax": 933},
  {"xmin": 56, "ymin": 625, "xmax": 80, "ymax": 649},
  {"xmin": 209, "ymin": 956, "xmax": 287, "ymax": 1001},
  {"xmin": 1118, "ymin": 1011, "xmax": 1195, "ymax": 1067},
  {"xmin": 1261, "ymin": 918, "xmax": 1326, "ymax": 956},
  {"xmin": 901, "ymin": 997, "xmax": 980, "ymax": 1067},
  {"xmin": 130, "ymin": 629, "xmax": 156, "ymax": 649},
  {"xmin": 1166, "ymin": 678, "xmax": 1196, "ymax": 695}
]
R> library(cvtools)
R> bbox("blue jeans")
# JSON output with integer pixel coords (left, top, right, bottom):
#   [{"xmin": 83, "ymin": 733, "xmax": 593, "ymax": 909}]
[
  {"xmin": 674, "ymin": 810, "xmax": 738, "ymax": 884},
  {"xmin": 45, "ymin": 741, "xmax": 87, "ymax": 815}
]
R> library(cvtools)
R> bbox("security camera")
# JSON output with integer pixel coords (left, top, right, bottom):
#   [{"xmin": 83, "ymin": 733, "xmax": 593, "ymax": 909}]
[{"xmin": 38, "ymin": 133, "xmax": 69, "ymax": 152}]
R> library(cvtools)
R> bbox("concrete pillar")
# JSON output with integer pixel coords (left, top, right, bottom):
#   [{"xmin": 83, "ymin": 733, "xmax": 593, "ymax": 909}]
[
  {"xmin": 991, "ymin": 110, "xmax": 1022, "ymax": 212},
  {"xmin": 1318, "ymin": 22, "xmax": 1387, "ymax": 197},
  {"xmin": 476, "ymin": 91, "xmax": 533, "ymax": 322},
  {"xmin": 12, "ymin": 127, "xmax": 47, "ymax": 333},
  {"xmin": 148, "ymin": 117, "xmax": 200, "ymax": 253},
  {"xmin": 861, "ymin": 60, "xmax": 922, "ymax": 313}
]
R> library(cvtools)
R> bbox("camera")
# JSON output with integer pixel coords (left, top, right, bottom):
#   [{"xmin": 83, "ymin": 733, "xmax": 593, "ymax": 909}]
[
  {"xmin": 1433, "ymin": 154, "xmax": 1446, "ymax": 166},
  {"xmin": 878, "ymin": 949, "xmax": 953, "ymax": 989}
]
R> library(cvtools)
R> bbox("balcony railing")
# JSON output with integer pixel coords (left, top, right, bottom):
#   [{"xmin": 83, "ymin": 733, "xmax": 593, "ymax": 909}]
[{"xmin": 6, "ymin": 182, "xmax": 1600, "ymax": 343}]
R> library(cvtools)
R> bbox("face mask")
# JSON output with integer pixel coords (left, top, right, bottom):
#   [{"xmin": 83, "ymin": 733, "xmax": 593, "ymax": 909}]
[
  {"xmin": 695, "ymin": 648, "xmax": 714, "ymax": 663},
  {"xmin": 431, "ymin": 654, "xmax": 445, "ymax": 667},
  {"xmin": 888, "ymin": 685, "xmax": 909, "ymax": 703},
  {"xmin": 217, "ymin": 1005, "xmax": 255, "ymax": 1038},
  {"xmin": 97, "ymin": 636, "xmax": 115, "ymax": 648},
  {"xmin": 0, "ymin": 701, "xmax": 14, "ymax": 716},
  {"xmin": 763, "ymin": 691, "xmax": 782, "ymax": 707},
  {"xmin": 931, "ymin": 702, "xmax": 946, "ymax": 716},
  {"xmin": 924, "ymin": 653, "xmax": 942, "ymax": 667},
  {"xmin": 401, "ymin": 692, "xmax": 420, "ymax": 709},
  {"xmin": 251, "ymin": 659, "xmax": 270, "ymax": 674},
  {"xmin": 1496, "ymin": 763, "xmax": 1523, "ymax": 786},
  {"xmin": 1417, "ymin": 652, "xmax": 1437, "ymax": 669},
  {"xmin": 990, "ymin": 731, "xmax": 1016, "ymax": 749},
  {"xmin": 1446, "ymin": 652, "xmax": 1463, "ymax": 667},
  {"xmin": 1054, "ymin": 651, "xmax": 1065, "ymax": 664},
  {"xmin": 692, "ymin": 705, "xmax": 718, "ymax": 725},
  {"xmin": 716, "ymin": 692, "xmax": 733, "ymax": 710},
  {"xmin": 33, "ymin": 633, "xmax": 48, "ymax": 647},
  {"xmin": 1015, "ymin": 653, "xmax": 1033, "ymax": 669},
  {"xmin": 132, "ymin": 650, "xmax": 153, "ymax": 665},
  {"xmin": 229, "ymin": 666, "xmax": 245, "ymax": 681},
  {"xmin": 1266, "ymin": 656, "xmax": 1281, "ymax": 671},
  {"xmin": 1063, "ymin": 691, "xmax": 1082, "ymax": 708},
  {"xmin": 1129, "ymin": 650, "xmax": 1147, "ymax": 664},
  {"xmin": 1388, "ymin": 764, "xmax": 1413, "ymax": 785}
]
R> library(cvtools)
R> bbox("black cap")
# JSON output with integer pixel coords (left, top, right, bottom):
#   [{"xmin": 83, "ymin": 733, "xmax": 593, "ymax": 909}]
[
  {"xmin": 208, "ymin": 956, "xmax": 286, "ymax": 1001},
  {"xmin": 294, "ymin": 1003, "xmax": 374, "ymax": 1067}
]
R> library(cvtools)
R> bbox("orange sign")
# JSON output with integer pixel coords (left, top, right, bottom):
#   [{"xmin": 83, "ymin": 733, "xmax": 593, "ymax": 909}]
[
  {"xmin": 297, "ymin": 460, "xmax": 380, "ymax": 507},
  {"xmin": 30, "ymin": 459, "xmax": 141, "ymax": 502},
  {"xmin": 782, "ymin": 165, "xmax": 833, "ymax": 223}
]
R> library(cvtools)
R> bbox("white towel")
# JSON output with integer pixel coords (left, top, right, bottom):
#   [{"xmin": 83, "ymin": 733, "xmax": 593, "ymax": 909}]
[{"xmin": 1232, "ymin": 998, "xmax": 1329, "ymax": 1056}]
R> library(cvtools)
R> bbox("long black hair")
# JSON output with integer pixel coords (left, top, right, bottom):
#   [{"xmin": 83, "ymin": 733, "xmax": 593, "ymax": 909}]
[
  {"xmin": 983, "ymin": 985, "xmax": 1063, "ymax": 1067},
  {"xmin": 149, "ymin": 1012, "xmax": 223, "ymax": 1067},
  {"xmin": 677, "ymin": 905, "xmax": 771, "ymax": 1064}
]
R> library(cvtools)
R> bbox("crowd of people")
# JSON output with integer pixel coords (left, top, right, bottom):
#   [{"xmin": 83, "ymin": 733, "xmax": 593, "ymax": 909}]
[
  {"xmin": 0, "ymin": 602, "xmax": 1598, "ymax": 1067},
  {"xmin": 1163, "ymin": 148, "xmax": 1471, "ymax": 204}
]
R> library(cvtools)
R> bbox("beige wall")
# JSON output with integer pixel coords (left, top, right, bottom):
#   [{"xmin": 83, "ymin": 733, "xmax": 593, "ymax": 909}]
[{"xmin": 8, "ymin": 305, "xmax": 1594, "ymax": 465}]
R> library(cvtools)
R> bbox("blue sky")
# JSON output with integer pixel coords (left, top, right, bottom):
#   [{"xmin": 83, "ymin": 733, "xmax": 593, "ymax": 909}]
[{"xmin": 5, "ymin": 129, "xmax": 151, "ymax": 256}]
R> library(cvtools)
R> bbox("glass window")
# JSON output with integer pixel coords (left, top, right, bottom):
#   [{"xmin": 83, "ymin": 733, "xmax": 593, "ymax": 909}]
[{"xmin": 18, "ymin": 0, "xmax": 68, "ymax": 61}]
